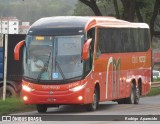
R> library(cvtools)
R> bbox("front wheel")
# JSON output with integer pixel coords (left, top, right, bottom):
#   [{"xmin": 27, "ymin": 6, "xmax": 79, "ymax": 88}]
[
  {"xmin": 85, "ymin": 88, "xmax": 99, "ymax": 111},
  {"xmin": 36, "ymin": 104, "xmax": 47, "ymax": 113}
]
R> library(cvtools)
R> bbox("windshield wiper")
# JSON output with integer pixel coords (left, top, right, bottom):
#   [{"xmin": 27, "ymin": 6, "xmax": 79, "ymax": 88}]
[
  {"xmin": 55, "ymin": 60, "xmax": 66, "ymax": 80},
  {"xmin": 37, "ymin": 52, "xmax": 51, "ymax": 83}
]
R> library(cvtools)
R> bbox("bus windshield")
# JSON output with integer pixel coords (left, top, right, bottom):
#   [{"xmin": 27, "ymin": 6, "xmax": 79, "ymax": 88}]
[{"xmin": 24, "ymin": 35, "xmax": 84, "ymax": 83}]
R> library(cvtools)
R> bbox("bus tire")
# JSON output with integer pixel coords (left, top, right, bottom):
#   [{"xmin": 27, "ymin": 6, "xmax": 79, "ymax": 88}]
[
  {"xmin": 134, "ymin": 86, "xmax": 140, "ymax": 104},
  {"xmin": 85, "ymin": 88, "xmax": 99, "ymax": 111},
  {"xmin": 36, "ymin": 104, "xmax": 47, "ymax": 113},
  {"xmin": 125, "ymin": 83, "xmax": 135, "ymax": 104},
  {"xmin": 0, "ymin": 85, "xmax": 18, "ymax": 98}
]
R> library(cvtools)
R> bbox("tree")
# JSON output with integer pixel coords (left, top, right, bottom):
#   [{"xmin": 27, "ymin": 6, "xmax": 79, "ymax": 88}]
[
  {"xmin": 79, "ymin": 0, "xmax": 102, "ymax": 16},
  {"xmin": 113, "ymin": 0, "xmax": 120, "ymax": 19},
  {"xmin": 121, "ymin": 0, "xmax": 136, "ymax": 21},
  {"xmin": 79, "ymin": 0, "xmax": 142, "ymax": 21},
  {"xmin": 150, "ymin": 0, "xmax": 160, "ymax": 37},
  {"xmin": 74, "ymin": 0, "xmax": 117, "ymax": 17},
  {"xmin": 78, "ymin": 0, "xmax": 160, "ymax": 38},
  {"xmin": 74, "ymin": 1, "xmax": 95, "ymax": 16}
]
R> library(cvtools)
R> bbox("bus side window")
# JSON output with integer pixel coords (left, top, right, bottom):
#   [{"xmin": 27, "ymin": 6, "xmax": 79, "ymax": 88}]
[
  {"xmin": 122, "ymin": 28, "xmax": 131, "ymax": 52},
  {"xmin": 130, "ymin": 28, "xmax": 138, "ymax": 52},
  {"xmin": 97, "ymin": 28, "xmax": 107, "ymax": 53},
  {"xmin": 143, "ymin": 29, "xmax": 150, "ymax": 51},
  {"xmin": 111, "ymin": 29, "xmax": 121, "ymax": 53}
]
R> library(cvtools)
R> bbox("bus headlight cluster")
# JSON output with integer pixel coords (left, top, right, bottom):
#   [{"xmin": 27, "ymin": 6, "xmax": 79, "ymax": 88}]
[
  {"xmin": 22, "ymin": 85, "xmax": 34, "ymax": 92},
  {"xmin": 69, "ymin": 82, "xmax": 87, "ymax": 92}
]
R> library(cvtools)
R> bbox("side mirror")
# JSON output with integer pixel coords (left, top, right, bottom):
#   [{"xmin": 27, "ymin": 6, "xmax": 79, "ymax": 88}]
[
  {"xmin": 82, "ymin": 38, "xmax": 92, "ymax": 60},
  {"xmin": 14, "ymin": 40, "xmax": 25, "ymax": 60}
]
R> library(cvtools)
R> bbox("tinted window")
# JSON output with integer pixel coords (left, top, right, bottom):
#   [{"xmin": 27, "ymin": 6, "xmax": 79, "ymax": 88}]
[
  {"xmin": 98, "ymin": 28, "xmax": 122, "ymax": 53},
  {"xmin": 122, "ymin": 28, "xmax": 131, "ymax": 52},
  {"xmin": 98, "ymin": 28, "xmax": 109, "ymax": 53},
  {"xmin": 111, "ymin": 29, "xmax": 122, "ymax": 53},
  {"xmin": 143, "ymin": 29, "xmax": 150, "ymax": 51},
  {"xmin": 130, "ymin": 28, "xmax": 138, "ymax": 52},
  {"xmin": 139, "ymin": 29, "xmax": 145, "ymax": 51},
  {"xmin": 98, "ymin": 28, "xmax": 150, "ymax": 53}
]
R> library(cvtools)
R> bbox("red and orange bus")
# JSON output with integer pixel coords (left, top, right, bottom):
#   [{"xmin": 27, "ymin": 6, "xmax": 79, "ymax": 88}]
[{"xmin": 14, "ymin": 16, "xmax": 151, "ymax": 113}]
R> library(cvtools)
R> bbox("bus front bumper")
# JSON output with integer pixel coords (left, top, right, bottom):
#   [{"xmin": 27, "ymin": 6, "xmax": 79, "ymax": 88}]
[{"xmin": 22, "ymin": 87, "xmax": 88, "ymax": 105}]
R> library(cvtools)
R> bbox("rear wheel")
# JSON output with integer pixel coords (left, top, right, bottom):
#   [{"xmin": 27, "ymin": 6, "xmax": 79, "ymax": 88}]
[
  {"xmin": 126, "ymin": 83, "xmax": 136, "ymax": 104},
  {"xmin": 117, "ymin": 84, "xmax": 140, "ymax": 104},
  {"xmin": 134, "ymin": 86, "xmax": 140, "ymax": 104},
  {"xmin": 36, "ymin": 104, "xmax": 47, "ymax": 113},
  {"xmin": 85, "ymin": 88, "xmax": 99, "ymax": 111}
]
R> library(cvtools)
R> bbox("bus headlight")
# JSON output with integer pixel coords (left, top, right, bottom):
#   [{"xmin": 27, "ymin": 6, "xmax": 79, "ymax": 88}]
[
  {"xmin": 22, "ymin": 85, "xmax": 34, "ymax": 92},
  {"xmin": 69, "ymin": 82, "xmax": 87, "ymax": 92}
]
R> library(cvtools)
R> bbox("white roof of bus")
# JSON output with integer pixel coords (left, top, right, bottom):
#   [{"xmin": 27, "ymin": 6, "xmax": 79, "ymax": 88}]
[{"xmin": 85, "ymin": 17, "xmax": 149, "ymax": 30}]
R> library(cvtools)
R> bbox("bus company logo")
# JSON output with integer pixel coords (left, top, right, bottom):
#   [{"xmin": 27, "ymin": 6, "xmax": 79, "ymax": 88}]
[
  {"xmin": 49, "ymin": 91, "xmax": 54, "ymax": 95},
  {"xmin": 132, "ymin": 56, "xmax": 146, "ymax": 64},
  {"xmin": 106, "ymin": 57, "xmax": 121, "ymax": 99}
]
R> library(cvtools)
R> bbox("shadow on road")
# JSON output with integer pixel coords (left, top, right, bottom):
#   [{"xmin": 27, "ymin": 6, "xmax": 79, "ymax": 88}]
[{"xmin": 41, "ymin": 103, "xmax": 118, "ymax": 114}]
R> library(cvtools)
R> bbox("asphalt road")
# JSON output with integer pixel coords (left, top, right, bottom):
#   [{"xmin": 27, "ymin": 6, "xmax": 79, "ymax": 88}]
[{"xmin": 2, "ymin": 95, "xmax": 160, "ymax": 124}]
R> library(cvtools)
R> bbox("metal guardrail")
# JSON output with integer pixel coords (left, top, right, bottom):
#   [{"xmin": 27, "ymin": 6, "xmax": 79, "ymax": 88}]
[{"xmin": 151, "ymin": 82, "xmax": 160, "ymax": 88}]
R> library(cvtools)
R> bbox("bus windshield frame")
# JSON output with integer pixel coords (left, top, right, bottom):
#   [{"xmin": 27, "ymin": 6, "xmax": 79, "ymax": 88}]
[{"xmin": 23, "ymin": 35, "xmax": 85, "ymax": 84}]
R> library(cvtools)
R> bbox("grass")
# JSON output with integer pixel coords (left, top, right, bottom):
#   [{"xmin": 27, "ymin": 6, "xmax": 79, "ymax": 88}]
[
  {"xmin": 147, "ymin": 87, "xmax": 160, "ymax": 96},
  {"xmin": 153, "ymin": 77, "xmax": 160, "ymax": 82},
  {"xmin": 149, "ymin": 78, "xmax": 160, "ymax": 96},
  {"xmin": 0, "ymin": 97, "xmax": 36, "ymax": 115}
]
